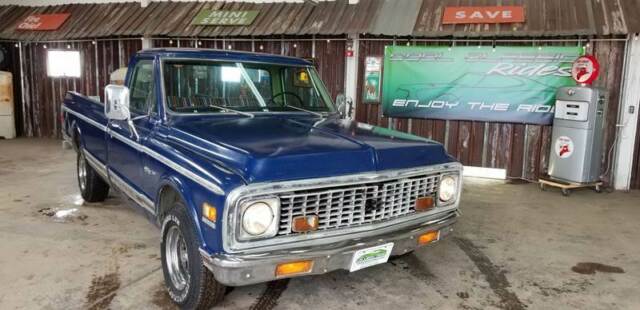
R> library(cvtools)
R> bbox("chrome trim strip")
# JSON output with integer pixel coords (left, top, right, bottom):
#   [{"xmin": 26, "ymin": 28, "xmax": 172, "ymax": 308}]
[
  {"xmin": 63, "ymin": 105, "xmax": 225, "ymax": 196},
  {"xmin": 223, "ymin": 162, "xmax": 463, "ymax": 254},
  {"xmin": 108, "ymin": 168, "xmax": 156, "ymax": 215},
  {"xmin": 82, "ymin": 149, "xmax": 108, "ymax": 181},
  {"xmin": 62, "ymin": 106, "xmax": 107, "ymax": 131}
]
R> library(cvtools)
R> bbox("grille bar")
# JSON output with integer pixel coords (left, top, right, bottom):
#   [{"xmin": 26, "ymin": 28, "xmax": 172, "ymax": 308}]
[{"xmin": 277, "ymin": 173, "xmax": 440, "ymax": 236}]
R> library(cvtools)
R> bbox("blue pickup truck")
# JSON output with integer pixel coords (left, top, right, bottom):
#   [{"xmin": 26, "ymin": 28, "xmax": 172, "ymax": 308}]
[{"xmin": 62, "ymin": 48, "xmax": 462, "ymax": 309}]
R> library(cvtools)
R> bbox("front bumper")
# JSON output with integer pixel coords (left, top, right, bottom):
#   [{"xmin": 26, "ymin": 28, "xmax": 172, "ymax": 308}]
[{"xmin": 200, "ymin": 210, "xmax": 458, "ymax": 286}]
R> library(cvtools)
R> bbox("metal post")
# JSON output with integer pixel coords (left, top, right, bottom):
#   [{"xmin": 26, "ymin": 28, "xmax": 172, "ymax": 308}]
[
  {"xmin": 613, "ymin": 35, "xmax": 640, "ymax": 190},
  {"xmin": 344, "ymin": 34, "xmax": 359, "ymax": 120},
  {"xmin": 18, "ymin": 41, "xmax": 29, "ymax": 136},
  {"xmin": 94, "ymin": 39, "xmax": 99, "ymax": 97}
]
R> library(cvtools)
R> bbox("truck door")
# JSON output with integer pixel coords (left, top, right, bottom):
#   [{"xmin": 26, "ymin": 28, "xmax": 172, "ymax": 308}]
[{"xmin": 106, "ymin": 58, "xmax": 157, "ymax": 197}]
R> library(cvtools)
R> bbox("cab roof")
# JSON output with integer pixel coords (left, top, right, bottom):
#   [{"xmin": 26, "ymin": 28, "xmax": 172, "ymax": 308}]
[{"xmin": 137, "ymin": 48, "xmax": 312, "ymax": 66}]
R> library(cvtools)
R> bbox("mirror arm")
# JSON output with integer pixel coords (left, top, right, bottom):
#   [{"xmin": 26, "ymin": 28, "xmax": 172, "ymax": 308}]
[{"xmin": 128, "ymin": 119, "xmax": 140, "ymax": 142}]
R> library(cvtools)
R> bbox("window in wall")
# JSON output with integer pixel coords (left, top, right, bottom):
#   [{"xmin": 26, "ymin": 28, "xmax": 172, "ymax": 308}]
[{"xmin": 47, "ymin": 50, "xmax": 81, "ymax": 78}]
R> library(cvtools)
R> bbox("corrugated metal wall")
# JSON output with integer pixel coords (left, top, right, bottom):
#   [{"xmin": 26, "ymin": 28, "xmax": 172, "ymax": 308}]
[{"xmin": 354, "ymin": 38, "xmax": 626, "ymax": 185}]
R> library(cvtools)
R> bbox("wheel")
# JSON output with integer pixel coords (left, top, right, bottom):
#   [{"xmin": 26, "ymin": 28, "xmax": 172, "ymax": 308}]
[
  {"xmin": 77, "ymin": 149, "xmax": 109, "ymax": 202},
  {"xmin": 161, "ymin": 203, "xmax": 226, "ymax": 309},
  {"xmin": 594, "ymin": 185, "xmax": 602, "ymax": 193},
  {"xmin": 539, "ymin": 183, "xmax": 546, "ymax": 191},
  {"xmin": 561, "ymin": 188, "xmax": 571, "ymax": 196}
]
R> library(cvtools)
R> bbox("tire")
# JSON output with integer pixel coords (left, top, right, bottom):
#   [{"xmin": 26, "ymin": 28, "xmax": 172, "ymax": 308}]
[
  {"xmin": 77, "ymin": 149, "xmax": 109, "ymax": 202},
  {"xmin": 161, "ymin": 202, "xmax": 226, "ymax": 309}
]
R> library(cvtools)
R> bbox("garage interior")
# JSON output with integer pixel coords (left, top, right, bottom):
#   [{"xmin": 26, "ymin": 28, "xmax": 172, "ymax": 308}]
[{"xmin": 0, "ymin": 0, "xmax": 639, "ymax": 309}]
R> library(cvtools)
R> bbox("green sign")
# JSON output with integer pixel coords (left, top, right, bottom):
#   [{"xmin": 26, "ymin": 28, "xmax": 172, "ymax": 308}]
[
  {"xmin": 192, "ymin": 10, "xmax": 259, "ymax": 26},
  {"xmin": 363, "ymin": 57, "xmax": 382, "ymax": 102},
  {"xmin": 382, "ymin": 46, "xmax": 582, "ymax": 124}
]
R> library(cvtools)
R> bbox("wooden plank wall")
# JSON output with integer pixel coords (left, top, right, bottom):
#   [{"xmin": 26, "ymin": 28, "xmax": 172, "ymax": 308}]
[
  {"xmin": 18, "ymin": 39, "xmax": 141, "ymax": 138},
  {"xmin": 15, "ymin": 37, "xmax": 345, "ymax": 139},
  {"xmin": 355, "ymin": 39, "xmax": 626, "ymax": 185}
]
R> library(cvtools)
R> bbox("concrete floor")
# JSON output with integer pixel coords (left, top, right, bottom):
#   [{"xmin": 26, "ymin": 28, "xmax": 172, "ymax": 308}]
[{"xmin": 1, "ymin": 138, "xmax": 639, "ymax": 310}]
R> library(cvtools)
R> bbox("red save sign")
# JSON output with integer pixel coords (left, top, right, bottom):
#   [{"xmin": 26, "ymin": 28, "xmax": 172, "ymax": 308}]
[
  {"xmin": 16, "ymin": 13, "xmax": 70, "ymax": 31},
  {"xmin": 442, "ymin": 6, "xmax": 525, "ymax": 24}
]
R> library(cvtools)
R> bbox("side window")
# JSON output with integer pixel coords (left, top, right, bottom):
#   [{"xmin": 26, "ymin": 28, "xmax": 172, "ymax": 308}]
[{"xmin": 129, "ymin": 60, "xmax": 154, "ymax": 114}]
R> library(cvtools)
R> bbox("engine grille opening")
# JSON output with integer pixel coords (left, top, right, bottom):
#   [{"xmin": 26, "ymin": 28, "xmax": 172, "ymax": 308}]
[{"xmin": 277, "ymin": 173, "xmax": 441, "ymax": 236}]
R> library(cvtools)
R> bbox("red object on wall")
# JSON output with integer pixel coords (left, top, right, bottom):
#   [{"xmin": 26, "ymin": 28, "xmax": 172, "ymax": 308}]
[
  {"xmin": 571, "ymin": 55, "xmax": 600, "ymax": 85},
  {"xmin": 442, "ymin": 6, "xmax": 525, "ymax": 24},
  {"xmin": 345, "ymin": 50, "xmax": 354, "ymax": 57},
  {"xmin": 16, "ymin": 13, "xmax": 71, "ymax": 31}
]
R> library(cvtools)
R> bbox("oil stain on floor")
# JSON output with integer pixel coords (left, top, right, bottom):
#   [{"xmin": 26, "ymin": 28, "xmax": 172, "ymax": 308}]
[
  {"xmin": 151, "ymin": 283, "xmax": 177, "ymax": 310},
  {"xmin": 571, "ymin": 262, "xmax": 625, "ymax": 275},
  {"xmin": 85, "ymin": 270, "xmax": 121, "ymax": 310},
  {"xmin": 454, "ymin": 237, "xmax": 526, "ymax": 310}
]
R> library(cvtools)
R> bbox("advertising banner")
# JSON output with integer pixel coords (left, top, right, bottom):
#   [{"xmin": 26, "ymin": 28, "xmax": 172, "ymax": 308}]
[
  {"xmin": 363, "ymin": 57, "xmax": 382, "ymax": 102},
  {"xmin": 382, "ymin": 46, "xmax": 582, "ymax": 125}
]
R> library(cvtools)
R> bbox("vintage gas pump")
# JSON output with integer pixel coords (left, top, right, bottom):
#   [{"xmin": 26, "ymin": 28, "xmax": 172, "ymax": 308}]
[{"xmin": 540, "ymin": 56, "xmax": 605, "ymax": 195}]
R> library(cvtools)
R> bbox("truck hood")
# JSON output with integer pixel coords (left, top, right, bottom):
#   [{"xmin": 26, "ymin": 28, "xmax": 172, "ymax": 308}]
[{"xmin": 169, "ymin": 114, "xmax": 454, "ymax": 183}]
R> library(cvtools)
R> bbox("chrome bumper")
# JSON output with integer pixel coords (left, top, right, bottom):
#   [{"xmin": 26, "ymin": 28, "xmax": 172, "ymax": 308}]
[{"xmin": 200, "ymin": 210, "xmax": 458, "ymax": 286}]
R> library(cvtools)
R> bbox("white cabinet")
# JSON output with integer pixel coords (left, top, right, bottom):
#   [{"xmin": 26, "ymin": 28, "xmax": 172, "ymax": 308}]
[{"xmin": 0, "ymin": 71, "xmax": 15, "ymax": 139}]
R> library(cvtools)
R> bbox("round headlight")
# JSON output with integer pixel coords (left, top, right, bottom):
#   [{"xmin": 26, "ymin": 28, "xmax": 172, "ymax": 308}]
[
  {"xmin": 242, "ymin": 202, "xmax": 275, "ymax": 236},
  {"xmin": 438, "ymin": 175, "xmax": 457, "ymax": 202}
]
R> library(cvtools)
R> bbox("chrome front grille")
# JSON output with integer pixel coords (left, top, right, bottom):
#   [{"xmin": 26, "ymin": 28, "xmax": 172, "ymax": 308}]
[{"xmin": 277, "ymin": 173, "xmax": 441, "ymax": 236}]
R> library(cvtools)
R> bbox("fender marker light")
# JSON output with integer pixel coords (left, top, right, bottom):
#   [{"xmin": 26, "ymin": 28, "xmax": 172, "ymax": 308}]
[
  {"xmin": 202, "ymin": 203, "xmax": 217, "ymax": 222},
  {"xmin": 418, "ymin": 231, "xmax": 440, "ymax": 246},
  {"xmin": 415, "ymin": 196, "xmax": 434, "ymax": 211},
  {"xmin": 275, "ymin": 260, "xmax": 313, "ymax": 277},
  {"xmin": 292, "ymin": 215, "xmax": 319, "ymax": 233}
]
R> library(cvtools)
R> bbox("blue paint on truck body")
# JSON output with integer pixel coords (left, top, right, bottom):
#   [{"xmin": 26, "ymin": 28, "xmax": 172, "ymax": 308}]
[{"xmin": 62, "ymin": 48, "xmax": 456, "ymax": 256}]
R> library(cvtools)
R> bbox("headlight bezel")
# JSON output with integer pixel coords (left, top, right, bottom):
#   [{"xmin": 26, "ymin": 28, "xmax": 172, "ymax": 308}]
[
  {"xmin": 437, "ymin": 174, "xmax": 459, "ymax": 206},
  {"xmin": 237, "ymin": 197, "xmax": 280, "ymax": 241}
]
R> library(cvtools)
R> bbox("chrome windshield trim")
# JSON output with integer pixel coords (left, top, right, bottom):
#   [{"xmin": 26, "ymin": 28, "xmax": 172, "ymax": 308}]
[{"xmin": 222, "ymin": 162, "xmax": 463, "ymax": 254}]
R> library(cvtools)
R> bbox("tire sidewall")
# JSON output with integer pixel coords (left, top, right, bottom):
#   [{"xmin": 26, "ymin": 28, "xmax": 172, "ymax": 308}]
[{"xmin": 161, "ymin": 205, "xmax": 205, "ymax": 307}]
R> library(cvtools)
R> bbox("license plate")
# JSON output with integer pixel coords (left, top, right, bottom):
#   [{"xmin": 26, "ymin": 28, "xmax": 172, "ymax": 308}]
[{"xmin": 349, "ymin": 243, "xmax": 394, "ymax": 272}]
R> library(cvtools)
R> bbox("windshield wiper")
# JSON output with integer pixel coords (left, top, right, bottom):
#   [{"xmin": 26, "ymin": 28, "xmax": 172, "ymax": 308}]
[
  {"xmin": 283, "ymin": 104, "xmax": 324, "ymax": 117},
  {"xmin": 207, "ymin": 104, "xmax": 254, "ymax": 118}
]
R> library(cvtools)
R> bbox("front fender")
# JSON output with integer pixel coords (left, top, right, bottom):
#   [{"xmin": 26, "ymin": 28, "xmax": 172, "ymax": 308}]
[{"xmin": 156, "ymin": 174, "xmax": 227, "ymax": 254}]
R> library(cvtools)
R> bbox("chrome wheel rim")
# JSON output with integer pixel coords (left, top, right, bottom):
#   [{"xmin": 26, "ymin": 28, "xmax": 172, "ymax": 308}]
[
  {"xmin": 165, "ymin": 226, "xmax": 190, "ymax": 291},
  {"xmin": 78, "ymin": 153, "xmax": 87, "ymax": 192}
]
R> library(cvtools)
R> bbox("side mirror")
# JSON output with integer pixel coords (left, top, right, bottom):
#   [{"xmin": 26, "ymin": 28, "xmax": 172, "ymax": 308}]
[
  {"xmin": 104, "ymin": 84, "xmax": 130, "ymax": 121},
  {"xmin": 336, "ymin": 94, "xmax": 346, "ymax": 118},
  {"xmin": 335, "ymin": 93, "xmax": 353, "ymax": 119}
]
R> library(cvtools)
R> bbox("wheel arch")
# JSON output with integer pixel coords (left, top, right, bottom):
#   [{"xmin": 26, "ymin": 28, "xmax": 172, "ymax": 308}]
[{"xmin": 156, "ymin": 175, "xmax": 207, "ymax": 247}]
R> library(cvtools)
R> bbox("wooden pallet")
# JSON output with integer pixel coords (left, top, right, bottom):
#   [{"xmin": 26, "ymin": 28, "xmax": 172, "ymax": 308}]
[{"xmin": 538, "ymin": 177, "xmax": 603, "ymax": 196}]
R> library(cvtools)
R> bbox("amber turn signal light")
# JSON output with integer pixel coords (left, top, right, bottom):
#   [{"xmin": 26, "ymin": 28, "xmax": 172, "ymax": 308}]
[
  {"xmin": 202, "ymin": 203, "xmax": 217, "ymax": 222},
  {"xmin": 275, "ymin": 260, "xmax": 313, "ymax": 277},
  {"xmin": 418, "ymin": 230, "xmax": 440, "ymax": 245},
  {"xmin": 292, "ymin": 215, "xmax": 319, "ymax": 233},
  {"xmin": 415, "ymin": 196, "xmax": 434, "ymax": 212}
]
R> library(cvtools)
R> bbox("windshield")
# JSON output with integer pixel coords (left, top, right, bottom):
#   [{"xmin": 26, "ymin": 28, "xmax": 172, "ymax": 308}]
[{"xmin": 162, "ymin": 60, "xmax": 335, "ymax": 114}]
